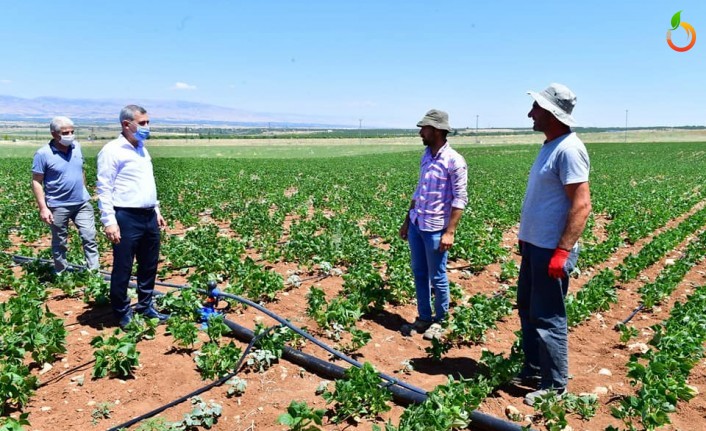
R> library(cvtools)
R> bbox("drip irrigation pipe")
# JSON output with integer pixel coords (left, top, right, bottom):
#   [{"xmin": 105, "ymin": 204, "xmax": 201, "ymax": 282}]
[
  {"xmin": 615, "ymin": 304, "xmax": 645, "ymax": 328},
  {"xmin": 104, "ymin": 323, "xmax": 274, "ymax": 431},
  {"xmin": 10, "ymin": 253, "xmax": 534, "ymax": 431},
  {"xmin": 38, "ymin": 359, "xmax": 96, "ymax": 388}
]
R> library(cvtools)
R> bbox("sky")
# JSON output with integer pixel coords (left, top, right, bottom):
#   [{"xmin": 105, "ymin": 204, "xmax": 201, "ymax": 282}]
[{"xmin": 2, "ymin": 0, "xmax": 705, "ymax": 128}]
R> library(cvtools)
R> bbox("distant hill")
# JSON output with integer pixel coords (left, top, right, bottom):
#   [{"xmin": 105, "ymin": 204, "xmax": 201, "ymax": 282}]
[{"xmin": 0, "ymin": 95, "xmax": 350, "ymax": 128}]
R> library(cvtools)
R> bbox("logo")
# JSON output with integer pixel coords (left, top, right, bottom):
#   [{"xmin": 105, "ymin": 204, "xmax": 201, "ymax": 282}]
[{"xmin": 667, "ymin": 10, "xmax": 696, "ymax": 52}]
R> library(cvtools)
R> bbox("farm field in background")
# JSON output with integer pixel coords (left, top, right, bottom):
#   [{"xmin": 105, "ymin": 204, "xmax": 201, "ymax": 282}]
[{"xmin": 2, "ymin": 140, "xmax": 706, "ymax": 431}]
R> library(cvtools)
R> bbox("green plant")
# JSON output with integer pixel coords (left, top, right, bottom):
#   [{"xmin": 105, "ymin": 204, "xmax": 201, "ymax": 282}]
[
  {"xmin": 337, "ymin": 328, "xmax": 371, "ymax": 354},
  {"xmin": 171, "ymin": 397, "xmax": 222, "ymax": 430},
  {"xmin": 123, "ymin": 313, "xmax": 159, "ymax": 342},
  {"xmin": 277, "ymin": 400, "xmax": 325, "ymax": 431},
  {"xmin": 204, "ymin": 314, "xmax": 230, "ymax": 343},
  {"xmin": 166, "ymin": 316, "xmax": 200, "ymax": 350},
  {"xmin": 0, "ymin": 413, "xmax": 31, "ymax": 431},
  {"xmin": 132, "ymin": 417, "xmax": 171, "ymax": 431},
  {"xmin": 225, "ymin": 377, "xmax": 247, "ymax": 397},
  {"xmin": 617, "ymin": 323, "xmax": 640, "ymax": 343},
  {"xmin": 91, "ymin": 401, "xmax": 113, "ymax": 425},
  {"xmin": 194, "ymin": 341, "xmax": 242, "ymax": 380},
  {"xmin": 91, "ymin": 330, "xmax": 140, "ymax": 379},
  {"xmin": 322, "ymin": 362, "xmax": 392, "ymax": 423},
  {"xmin": 0, "ymin": 362, "xmax": 38, "ymax": 414},
  {"xmin": 499, "ymin": 259, "xmax": 519, "ymax": 281}
]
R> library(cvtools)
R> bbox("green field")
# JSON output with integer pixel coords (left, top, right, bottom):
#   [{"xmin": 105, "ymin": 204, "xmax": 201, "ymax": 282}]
[{"xmin": 2, "ymin": 140, "xmax": 706, "ymax": 431}]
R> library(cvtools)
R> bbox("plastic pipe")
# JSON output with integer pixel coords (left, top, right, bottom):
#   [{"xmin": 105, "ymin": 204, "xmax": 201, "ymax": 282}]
[{"xmin": 10, "ymin": 254, "xmax": 535, "ymax": 431}]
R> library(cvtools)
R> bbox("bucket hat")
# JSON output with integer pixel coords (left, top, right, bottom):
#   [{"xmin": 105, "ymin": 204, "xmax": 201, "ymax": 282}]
[
  {"xmin": 416, "ymin": 109, "xmax": 452, "ymax": 132},
  {"xmin": 527, "ymin": 83, "xmax": 577, "ymax": 126}
]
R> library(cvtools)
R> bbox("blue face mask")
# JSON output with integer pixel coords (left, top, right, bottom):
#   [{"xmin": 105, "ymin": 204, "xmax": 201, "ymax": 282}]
[{"xmin": 134, "ymin": 126, "xmax": 150, "ymax": 144}]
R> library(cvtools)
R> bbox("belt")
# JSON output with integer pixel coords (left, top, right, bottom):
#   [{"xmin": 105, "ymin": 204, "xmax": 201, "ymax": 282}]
[{"xmin": 114, "ymin": 206, "xmax": 155, "ymax": 214}]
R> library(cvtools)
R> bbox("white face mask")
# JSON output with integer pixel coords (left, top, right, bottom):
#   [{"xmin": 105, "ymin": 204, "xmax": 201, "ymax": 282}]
[{"xmin": 59, "ymin": 135, "xmax": 75, "ymax": 146}]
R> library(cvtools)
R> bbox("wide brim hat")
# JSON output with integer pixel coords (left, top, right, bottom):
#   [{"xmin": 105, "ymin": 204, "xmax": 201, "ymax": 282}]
[
  {"xmin": 416, "ymin": 109, "xmax": 452, "ymax": 132},
  {"xmin": 527, "ymin": 83, "xmax": 578, "ymax": 127}
]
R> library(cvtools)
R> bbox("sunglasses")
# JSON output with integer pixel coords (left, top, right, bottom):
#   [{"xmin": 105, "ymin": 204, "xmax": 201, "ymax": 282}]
[{"xmin": 60, "ymin": 130, "xmax": 75, "ymax": 136}]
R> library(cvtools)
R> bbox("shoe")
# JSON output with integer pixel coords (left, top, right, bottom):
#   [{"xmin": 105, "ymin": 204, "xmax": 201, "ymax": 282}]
[
  {"xmin": 137, "ymin": 306, "xmax": 170, "ymax": 323},
  {"xmin": 422, "ymin": 323, "xmax": 445, "ymax": 340},
  {"xmin": 400, "ymin": 318, "xmax": 433, "ymax": 337},
  {"xmin": 117, "ymin": 310, "xmax": 133, "ymax": 329},
  {"xmin": 510, "ymin": 373, "xmax": 541, "ymax": 388},
  {"xmin": 524, "ymin": 387, "xmax": 567, "ymax": 407}
]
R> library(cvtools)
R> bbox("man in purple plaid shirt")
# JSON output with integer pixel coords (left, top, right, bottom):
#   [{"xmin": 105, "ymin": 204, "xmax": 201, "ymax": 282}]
[{"xmin": 399, "ymin": 109, "xmax": 468, "ymax": 340}]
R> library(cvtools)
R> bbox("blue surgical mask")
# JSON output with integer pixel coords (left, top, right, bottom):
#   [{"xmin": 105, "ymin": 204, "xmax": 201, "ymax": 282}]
[{"xmin": 134, "ymin": 126, "xmax": 150, "ymax": 143}]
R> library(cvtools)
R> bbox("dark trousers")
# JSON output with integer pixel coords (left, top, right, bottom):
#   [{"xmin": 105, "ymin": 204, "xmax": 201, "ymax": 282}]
[
  {"xmin": 517, "ymin": 242, "xmax": 578, "ymax": 390},
  {"xmin": 110, "ymin": 208, "xmax": 160, "ymax": 316}
]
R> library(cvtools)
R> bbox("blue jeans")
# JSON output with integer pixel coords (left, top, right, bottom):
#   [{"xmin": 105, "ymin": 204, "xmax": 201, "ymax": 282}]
[
  {"xmin": 111, "ymin": 208, "xmax": 160, "ymax": 316},
  {"xmin": 517, "ymin": 242, "xmax": 578, "ymax": 389},
  {"xmin": 408, "ymin": 222, "xmax": 449, "ymax": 322},
  {"xmin": 49, "ymin": 201, "xmax": 100, "ymax": 272}
]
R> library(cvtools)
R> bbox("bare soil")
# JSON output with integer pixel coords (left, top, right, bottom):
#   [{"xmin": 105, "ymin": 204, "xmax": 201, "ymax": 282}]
[{"xmin": 7, "ymin": 213, "xmax": 706, "ymax": 431}]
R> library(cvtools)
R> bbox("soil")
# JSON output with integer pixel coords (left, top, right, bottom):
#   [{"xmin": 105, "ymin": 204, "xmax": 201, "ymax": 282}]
[{"xmin": 5, "ymin": 210, "xmax": 706, "ymax": 431}]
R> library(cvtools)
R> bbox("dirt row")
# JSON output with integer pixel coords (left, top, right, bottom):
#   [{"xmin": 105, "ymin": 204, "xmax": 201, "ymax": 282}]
[{"xmin": 5, "ymin": 205, "xmax": 706, "ymax": 431}]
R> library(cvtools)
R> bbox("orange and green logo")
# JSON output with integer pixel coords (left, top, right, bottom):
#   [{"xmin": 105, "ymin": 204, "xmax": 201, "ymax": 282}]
[{"xmin": 667, "ymin": 10, "xmax": 696, "ymax": 52}]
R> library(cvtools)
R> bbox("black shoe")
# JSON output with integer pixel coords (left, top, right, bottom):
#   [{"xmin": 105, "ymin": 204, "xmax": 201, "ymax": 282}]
[
  {"xmin": 510, "ymin": 373, "xmax": 541, "ymax": 388},
  {"xmin": 117, "ymin": 310, "xmax": 134, "ymax": 329},
  {"xmin": 137, "ymin": 307, "xmax": 169, "ymax": 323}
]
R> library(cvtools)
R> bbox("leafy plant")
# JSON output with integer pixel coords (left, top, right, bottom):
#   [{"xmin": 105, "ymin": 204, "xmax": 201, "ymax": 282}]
[
  {"xmin": 616, "ymin": 323, "xmax": 639, "ymax": 343},
  {"xmin": 194, "ymin": 341, "xmax": 242, "ymax": 380},
  {"xmin": 322, "ymin": 362, "xmax": 392, "ymax": 423},
  {"xmin": 91, "ymin": 401, "xmax": 113, "ymax": 425},
  {"xmin": 225, "ymin": 377, "xmax": 247, "ymax": 397},
  {"xmin": 0, "ymin": 362, "xmax": 38, "ymax": 414},
  {"xmin": 91, "ymin": 329, "xmax": 140, "ymax": 379},
  {"xmin": 0, "ymin": 413, "xmax": 31, "ymax": 431},
  {"xmin": 277, "ymin": 400, "xmax": 325, "ymax": 431},
  {"xmin": 166, "ymin": 316, "xmax": 200, "ymax": 350},
  {"xmin": 171, "ymin": 397, "xmax": 222, "ymax": 430}
]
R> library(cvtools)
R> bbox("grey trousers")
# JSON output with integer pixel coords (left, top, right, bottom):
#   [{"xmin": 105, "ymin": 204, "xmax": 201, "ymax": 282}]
[
  {"xmin": 517, "ymin": 242, "xmax": 578, "ymax": 390},
  {"xmin": 49, "ymin": 201, "xmax": 100, "ymax": 272}
]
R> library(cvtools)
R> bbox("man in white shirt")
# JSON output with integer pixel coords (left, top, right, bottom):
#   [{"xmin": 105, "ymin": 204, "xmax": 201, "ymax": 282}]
[{"xmin": 96, "ymin": 105, "xmax": 168, "ymax": 328}]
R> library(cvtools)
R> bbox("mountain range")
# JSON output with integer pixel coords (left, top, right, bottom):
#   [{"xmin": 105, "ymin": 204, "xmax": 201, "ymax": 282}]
[{"xmin": 0, "ymin": 95, "xmax": 351, "ymax": 128}]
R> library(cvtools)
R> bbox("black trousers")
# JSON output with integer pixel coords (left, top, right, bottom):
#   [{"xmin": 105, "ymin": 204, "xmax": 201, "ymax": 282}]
[{"xmin": 110, "ymin": 207, "xmax": 160, "ymax": 316}]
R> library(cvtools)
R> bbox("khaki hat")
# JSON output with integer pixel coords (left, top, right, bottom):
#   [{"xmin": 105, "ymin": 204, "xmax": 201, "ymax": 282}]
[
  {"xmin": 416, "ymin": 109, "xmax": 452, "ymax": 132},
  {"xmin": 527, "ymin": 83, "xmax": 577, "ymax": 126}
]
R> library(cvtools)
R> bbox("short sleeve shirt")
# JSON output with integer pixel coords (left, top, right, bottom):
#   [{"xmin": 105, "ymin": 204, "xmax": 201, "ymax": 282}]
[
  {"xmin": 518, "ymin": 132, "xmax": 590, "ymax": 249},
  {"xmin": 32, "ymin": 141, "xmax": 90, "ymax": 207}
]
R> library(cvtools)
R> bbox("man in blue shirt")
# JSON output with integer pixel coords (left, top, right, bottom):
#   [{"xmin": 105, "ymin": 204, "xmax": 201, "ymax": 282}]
[
  {"xmin": 97, "ymin": 105, "xmax": 168, "ymax": 328},
  {"xmin": 31, "ymin": 116, "xmax": 99, "ymax": 273},
  {"xmin": 517, "ymin": 84, "xmax": 591, "ymax": 406}
]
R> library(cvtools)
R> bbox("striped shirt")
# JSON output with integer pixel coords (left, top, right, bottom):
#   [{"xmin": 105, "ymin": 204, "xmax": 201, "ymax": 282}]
[
  {"xmin": 409, "ymin": 142, "xmax": 468, "ymax": 231},
  {"xmin": 96, "ymin": 135, "xmax": 158, "ymax": 227}
]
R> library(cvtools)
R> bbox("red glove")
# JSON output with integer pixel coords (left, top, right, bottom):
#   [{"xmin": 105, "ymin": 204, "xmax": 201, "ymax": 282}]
[{"xmin": 548, "ymin": 248, "xmax": 570, "ymax": 278}]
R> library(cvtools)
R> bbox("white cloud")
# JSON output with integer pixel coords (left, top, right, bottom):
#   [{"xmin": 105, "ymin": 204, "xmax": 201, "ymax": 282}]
[
  {"xmin": 0, "ymin": 79, "xmax": 11, "ymax": 84},
  {"xmin": 172, "ymin": 82, "xmax": 196, "ymax": 90}
]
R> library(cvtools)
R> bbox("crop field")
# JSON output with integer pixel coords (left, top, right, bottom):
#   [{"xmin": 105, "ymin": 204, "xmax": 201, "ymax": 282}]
[{"xmin": 2, "ymin": 139, "xmax": 706, "ymax": 431}]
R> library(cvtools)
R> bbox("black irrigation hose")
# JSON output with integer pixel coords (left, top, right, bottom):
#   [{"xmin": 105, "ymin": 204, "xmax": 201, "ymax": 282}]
[
  {"xmin": 615, "ymin": 304, "xmax": 645, "ymax": 328},
  {"xmin": 38, "ymin": 359, "xmax": 96, "ymax": 388},
  {"xmin": 104, "ymin": 324, "xmax": 276, "ymax": 431},
  {"xmin": 213, "ymin": 289, "xmax": 427, "ymax": 397},
  {"xmin": 10, "ymin": 253, "xmax": 533, "ymax": 431}
]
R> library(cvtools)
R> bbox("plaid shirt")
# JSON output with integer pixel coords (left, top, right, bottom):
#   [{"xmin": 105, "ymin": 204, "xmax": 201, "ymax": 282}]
[{"xmin": 410, "ymin": 142, "xmax": 468, "ymax": 231}]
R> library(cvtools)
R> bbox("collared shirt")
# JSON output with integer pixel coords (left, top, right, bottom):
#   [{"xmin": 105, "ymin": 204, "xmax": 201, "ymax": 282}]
[
  {"xmin": 519, "ymin": 132, "xmax": 590, "ymax": 249},
  {"xmin": 96, "ymin": 134, "xmax": 158, "ymax": 226},
  {"xmin": 409, "ymin": 142, "xmax": 468, "ymax": 231},
  {"xmin": 32, "ymin": 140, "xmax": 90, "ymax": 207}
]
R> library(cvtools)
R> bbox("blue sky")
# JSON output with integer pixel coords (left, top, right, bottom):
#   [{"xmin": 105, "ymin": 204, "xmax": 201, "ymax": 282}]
[{"xmin": 2, "ymin": 1, "xmax": 705, "ymax": 128}]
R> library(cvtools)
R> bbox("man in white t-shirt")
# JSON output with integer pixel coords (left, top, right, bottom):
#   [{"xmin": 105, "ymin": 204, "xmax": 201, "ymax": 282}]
[{"xmin": 516, "ymin": 83, "xmax": 592, "ymax": 406}]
